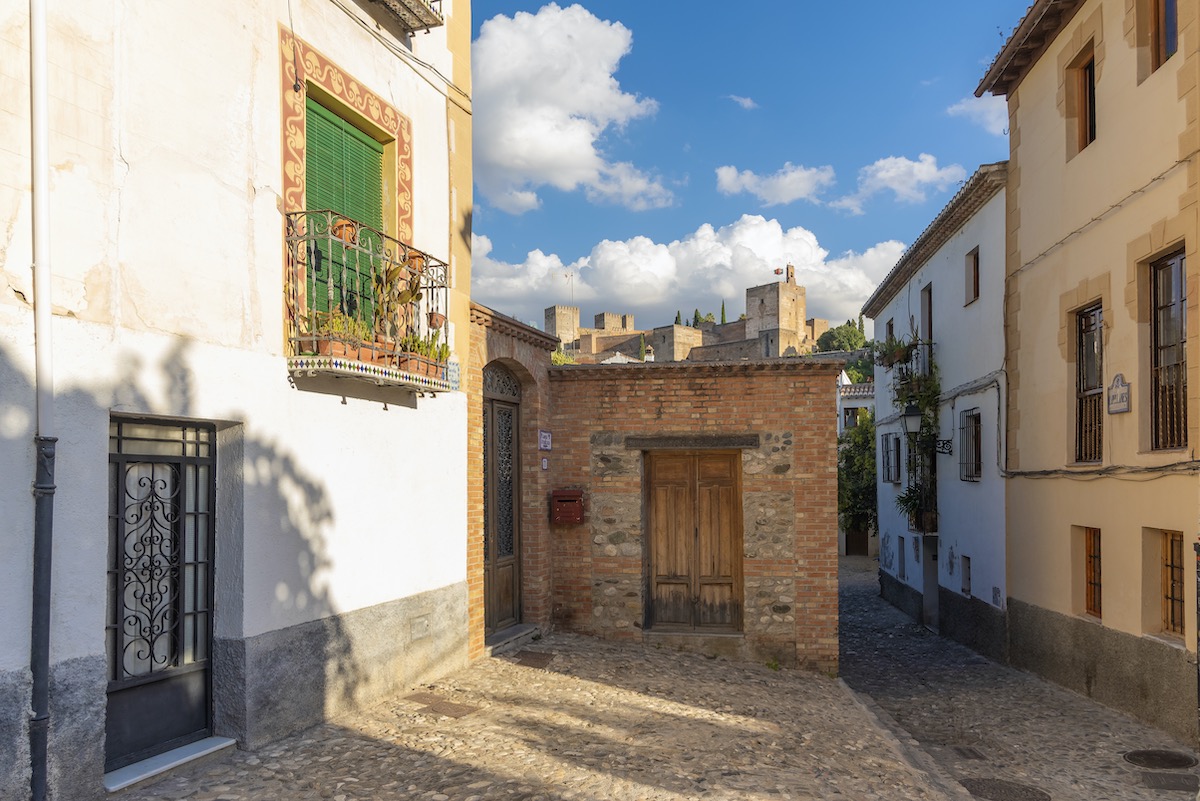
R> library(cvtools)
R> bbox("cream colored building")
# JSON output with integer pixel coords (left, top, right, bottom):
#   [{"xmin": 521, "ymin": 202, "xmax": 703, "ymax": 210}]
[
  {"xmin": 1, "ymin": 1, "xmax": 472, "ymax": 797},
  {"xmin": 981, "ymin": 0, "xmax": 1199, "ymax": 742}
]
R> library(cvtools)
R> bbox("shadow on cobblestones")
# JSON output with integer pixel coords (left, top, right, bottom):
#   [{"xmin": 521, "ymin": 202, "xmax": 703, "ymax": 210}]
[
  {"xmin": 120, "ymin": 632, "xmax": 959, "ymax": 800},
  {"xmin": 838, "ymin": 555, "xmax": 1200, "ymax": 801}
]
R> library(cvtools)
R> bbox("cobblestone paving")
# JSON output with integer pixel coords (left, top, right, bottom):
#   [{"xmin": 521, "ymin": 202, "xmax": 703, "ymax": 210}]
[
  {"xmin": 119, "ymin": 633, "xmax": 956, "ymax": 800},
  {"xmin": 839, "ymin": 554, "xmax": 1200, "ymax": 801}
]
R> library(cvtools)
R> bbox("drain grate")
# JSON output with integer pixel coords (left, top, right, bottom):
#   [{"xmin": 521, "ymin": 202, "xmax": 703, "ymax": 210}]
[
  {"xmin": 953, "ymin": 745, "xmax": 987, "ymax": 761},
  {"xmin": 1141, "ymin": 772, "xmax": 1200, "ymax": 792},
  {"xmin": 513, "ymin": 650, "xmax": 556, "ymax": 669},
  {"xmin": 424, "ymin": 700, "xmax": 478, "ymax": 719},
  {"xmin": 960, "ymin": 778, "xmax": 1050, "ymax": 801},
  {"xmin": 404, "ymin": 691, "xmax": 444, "ymax": 705},
  {"xmin": 1124, "ymin": 749, "xmax": 1199, "ymax": 770}
]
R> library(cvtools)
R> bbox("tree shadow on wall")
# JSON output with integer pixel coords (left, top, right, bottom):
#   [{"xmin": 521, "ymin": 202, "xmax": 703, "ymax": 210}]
[{"xmin": 0, "ymin": 335, "xmax": 362, "ymax": 797}]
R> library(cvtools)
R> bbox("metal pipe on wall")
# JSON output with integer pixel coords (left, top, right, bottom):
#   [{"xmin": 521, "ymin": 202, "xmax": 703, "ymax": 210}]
[{"xmin": 29, "ymin": 0, "xmax": 57, "ymax": 799}]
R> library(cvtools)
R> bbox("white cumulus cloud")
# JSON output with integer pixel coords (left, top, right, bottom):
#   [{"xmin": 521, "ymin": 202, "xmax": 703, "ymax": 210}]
[
  {"xmin": 832, "ymin": 154, "xmax": 966, "ymax": 215},
  {"xmin": 726, "ymin": 95, "xmax": 758, "ymax": 110},
  {"xmin": 947, "ymin": 94, "xmax": 1009, "ymax": 137},
  {"xmin": 472, "ymin": 4, "xmax": 671, "ymax": 214},
  {"xmin": 715, "ymin": 163, "xmax": 836, "ymax": 206},
  {"xmin": 471, "ymin": 216, "xmax": 905, "ymax": 332}
]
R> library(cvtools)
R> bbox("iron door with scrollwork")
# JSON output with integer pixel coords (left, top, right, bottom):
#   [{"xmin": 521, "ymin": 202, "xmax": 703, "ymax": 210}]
[
  {"xmin": 105, "ymin": 420, "xmax": 215, "ymax": 771},
  {"xmin": 483, "ymin": 363, "xmax": 521, "ymax": 633}
]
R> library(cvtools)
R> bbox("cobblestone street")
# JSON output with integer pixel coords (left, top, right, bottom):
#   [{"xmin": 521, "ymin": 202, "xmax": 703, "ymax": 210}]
[
  {"xmin": 115, "ymin": 558, "xmax": 1200, "ymax": 800},
  {"xmin": 839, "ymin": 555, "xmax": 1200, "ymax": 800}
]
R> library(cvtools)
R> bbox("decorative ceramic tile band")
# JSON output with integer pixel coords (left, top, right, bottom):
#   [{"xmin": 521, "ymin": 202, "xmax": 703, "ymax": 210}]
[{"xmin": 287, "ymin": 355, "xmax": 458, "ymax": 392}]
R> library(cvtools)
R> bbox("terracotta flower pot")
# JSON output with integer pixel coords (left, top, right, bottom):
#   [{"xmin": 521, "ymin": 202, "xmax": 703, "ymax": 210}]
[
  {"xmin": 427, "ymin": 312, "xmax": 446, "ymax": 330},
  {"xmin": 331, "ymin": 218, "xmax": 356, "ymax": 244}
]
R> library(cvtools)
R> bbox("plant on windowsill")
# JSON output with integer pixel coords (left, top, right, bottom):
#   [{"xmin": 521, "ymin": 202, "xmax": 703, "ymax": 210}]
[{"xmin": 874, "ymin": 334, "xmax": 916, "ymax": 368}]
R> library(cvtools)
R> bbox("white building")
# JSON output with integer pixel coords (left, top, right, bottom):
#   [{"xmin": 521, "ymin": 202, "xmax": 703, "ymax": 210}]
[
  {"xmin": 0, "ymin": 1, "xmax": 472, "ymax": 798},
  {"xmin": 862, "ymin": 162, "xmax": 1009, "ymax": 659}
]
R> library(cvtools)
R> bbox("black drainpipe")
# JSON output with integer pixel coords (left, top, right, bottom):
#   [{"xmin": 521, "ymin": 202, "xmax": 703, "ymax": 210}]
[{"xmin": 30, "ymin": 437, "xmax": 56, "ymax": 801}]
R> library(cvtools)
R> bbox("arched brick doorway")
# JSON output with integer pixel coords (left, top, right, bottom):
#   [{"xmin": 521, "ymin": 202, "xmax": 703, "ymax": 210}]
[{"xmin": 483, "ymin": 361, "xmax": 522, "ymax": 633}]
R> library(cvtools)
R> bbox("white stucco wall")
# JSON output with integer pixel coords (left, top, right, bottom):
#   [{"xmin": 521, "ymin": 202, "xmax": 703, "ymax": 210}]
[
  {"xmin": 872, "ymin": 189, "xmax": 1007, "ymax": 610},
  {"xmin": 0, "ymin": 0, "xmax": 468, "ymax": 669}
]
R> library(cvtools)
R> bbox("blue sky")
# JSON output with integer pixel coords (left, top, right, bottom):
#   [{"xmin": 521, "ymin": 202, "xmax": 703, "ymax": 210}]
[{"xmin": 469, "ymin": 1, "xmax": 1029, "ymax": 333}]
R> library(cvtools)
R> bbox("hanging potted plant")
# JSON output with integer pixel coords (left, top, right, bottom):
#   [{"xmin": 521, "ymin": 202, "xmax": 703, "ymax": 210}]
[
  {"xmin": 372, "ymin": 262, "xmax": 423, "ymax": 363},
  {"xmin": 427, "ymin": 310, "xmax": 446, "ymax": 330}
]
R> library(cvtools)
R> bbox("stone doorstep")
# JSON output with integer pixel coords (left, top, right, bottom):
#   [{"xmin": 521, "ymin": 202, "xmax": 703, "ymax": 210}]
[
  {"xmin": 483, "ymin": 623, "xmax": 540, "ymax": 657},
  {"xmin": 103, "ymin": 736, "xmax": 236, "ymax": 793}
]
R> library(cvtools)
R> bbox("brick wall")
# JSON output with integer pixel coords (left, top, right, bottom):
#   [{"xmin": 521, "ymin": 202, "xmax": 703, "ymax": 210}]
[
  {"xmin": 546, "ymin": 361, "xmax": 841, "ymax": 672},
  {"xmin": 468, "ymin": 304, "xmax": 557, "ymax": 659}
]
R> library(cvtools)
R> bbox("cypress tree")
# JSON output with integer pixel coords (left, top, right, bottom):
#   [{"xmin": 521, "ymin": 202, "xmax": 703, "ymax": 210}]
[
  {"xmin": 693, "ymin": 308, "xmax": 702, "ymax": 327},
  {"xmin": 674, "ymin": 310, "xmax": 682, "ymax": 325},
  {"xmin": 721, "ymin": 300, "xmax": 727, "ymax": 324}
]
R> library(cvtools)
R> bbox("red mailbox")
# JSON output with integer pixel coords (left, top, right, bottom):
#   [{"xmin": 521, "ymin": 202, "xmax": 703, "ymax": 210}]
[{"xmin": 550, "ymin": 489, "xmax": 584, "ymax": 525}]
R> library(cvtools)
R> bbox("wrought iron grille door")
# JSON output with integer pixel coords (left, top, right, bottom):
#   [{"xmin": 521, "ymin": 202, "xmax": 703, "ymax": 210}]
[
  {"xmin": 483, "ymin": 363, "xmax": 521, "ymax": 633},
  {"xmin": 106, "ymin": 419, "xmax": 215, "ymax": 771}
]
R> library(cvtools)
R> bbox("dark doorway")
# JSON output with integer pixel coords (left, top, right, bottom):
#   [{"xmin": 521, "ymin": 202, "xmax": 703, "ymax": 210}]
[
  {"xmin": 483, "ymin": 363, "xmax": 522, "ymax": 633},
  {"xmin": 106, "ymin": 419, "xmax": 215, "ymax": 771}
]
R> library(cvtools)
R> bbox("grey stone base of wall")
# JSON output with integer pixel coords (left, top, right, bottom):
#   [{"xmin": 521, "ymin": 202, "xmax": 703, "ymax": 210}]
[
  {"xmin": 216, "ymin": 581, "xmax": 468, "ymax": 750},
  {"xmin": 938, "ymin": 589, "xmax": 1008, "ymax": 663},
  {"xmin": 0, "ymin": 667, "xmax": 31, "ymax": 801},
  {"xmin": 878, "ymin": 571, "xmax": 923, "ymax": 622},
  {"xmin": 1009, "ymin": 598, "xmax": 1198, "ymax": 745},
  {"xmin": 1, "ymin": 656, "xmax": 109, "ymax": 801},
  {"xmin": 642, "ymin": 630, "xmax": 797, "ymax": 668}
]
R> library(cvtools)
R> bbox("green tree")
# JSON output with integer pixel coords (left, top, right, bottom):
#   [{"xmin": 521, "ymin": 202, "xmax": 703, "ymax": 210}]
[
  {"xmin": 702, "ymin": 311, "xmax": 716, "ymax": 324},
  {"xmin": 692, "ymin": 308, "xmax": 702, "ymax": 327},
  {"xmin": 674, "ymin": 310, "xmax": 682, "ymax": 325},
  {"xmin": 639, "ymin": 333, "xmax": 646, "ymax": 360},
  {"xmin": 817, "ymin": 320, "xmax": 867, "ymax": 353},
  {"xmin": 838, "ymin": 411, "xmax": 877, "ymax": 538},
  {"xmin": 844, "ymin": 348, "xmax": 875, "ymax": 384},
  {"xmin": 721, "ymin": 300, "xmax": 727, "ymax": 324}
]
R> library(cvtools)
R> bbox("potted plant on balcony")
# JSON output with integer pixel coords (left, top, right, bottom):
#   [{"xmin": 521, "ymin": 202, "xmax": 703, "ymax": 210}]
[
  {"xmin": 397, "ymin": 331, "xmax": 449, "ymax": 377},
  {"xmin": 312, "ymin": 309, "xmax": 370, "ymax": 360},
  {"xmin": 875, "ymin": 334, "xmax": 915, "ymax": 368},
  {"xmin": 372, "ymin": 263, "xmax": 423, "ymax": 364}
]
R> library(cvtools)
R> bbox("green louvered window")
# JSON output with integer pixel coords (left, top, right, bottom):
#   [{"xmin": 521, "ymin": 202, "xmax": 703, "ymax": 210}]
[{"xmin": 305, "ymin": 97, "xmax": 385, "ymax": 325}]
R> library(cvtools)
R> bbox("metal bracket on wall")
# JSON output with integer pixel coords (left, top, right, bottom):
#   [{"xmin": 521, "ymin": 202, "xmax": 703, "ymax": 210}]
[{"xmin": 934, "ymin": 439, "xmax": 953, "ymax": 455}]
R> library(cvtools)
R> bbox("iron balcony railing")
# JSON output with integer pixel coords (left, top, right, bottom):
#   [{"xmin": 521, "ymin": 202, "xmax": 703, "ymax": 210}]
[
  {"xmin": 286, "ymin": 210, "xmax": 450, "ymax": 381},
  {"xmin": 893, "ymin": 341, "xmax": 934, "ymax": 387}
]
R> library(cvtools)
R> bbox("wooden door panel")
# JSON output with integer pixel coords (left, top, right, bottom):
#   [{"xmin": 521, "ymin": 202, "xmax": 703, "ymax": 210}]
[
  {"xmin": 698, "ymin": 582, "xmax": 737, "ymax": 627},
  {"xmin": 651, "ymin": 484, "xmax": 691, "ymax": 579},
  {"xmin": 654, "ymin": 581, "xmax": 693, "ymax": 626},
  {"xmin": 697, "ymin": 483, "xmax": 736, "ymax": 580}
]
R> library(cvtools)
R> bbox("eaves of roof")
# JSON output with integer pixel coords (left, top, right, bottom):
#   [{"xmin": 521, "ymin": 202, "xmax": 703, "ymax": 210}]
[
  {"xmin": 976, "ymin": 0, "xmax": 1087, "ymax": 97},
  {"xmin": 861, "ymin": 162, "xmax": 1008, "ymax": 320},
  {"xmin": 470, "ymin": 302, "xmax": 560, "ymax": 350}
]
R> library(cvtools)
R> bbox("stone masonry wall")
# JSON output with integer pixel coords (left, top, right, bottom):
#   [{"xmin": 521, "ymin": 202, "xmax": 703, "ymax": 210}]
[{"xmin": 547, "ymin": 361, "xmax": 841, "ymax": 672}]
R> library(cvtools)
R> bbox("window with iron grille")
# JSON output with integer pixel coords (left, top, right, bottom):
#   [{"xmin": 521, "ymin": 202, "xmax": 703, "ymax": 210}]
[
  {"xmin": 1151, "ymin": 250, "xmax": 1187, "ymax": 449},
  {"xmin": 1076, "ymin": 304, "xmax": 1103, "ymax": 462},
  {"xmin": 881, "ymin": 432, "xmax": 901, "ymax": 483},
  {"xmin": 959, "ymin": 409, "xmax": 982, "ymax": 481},
  {"xmin": 1085, "ymin": 527, "xmax": 1102, "ymax": 617},
  {"xmin": 1163, "ymin": 529, "xmax": 1184, "ymax": 636}
]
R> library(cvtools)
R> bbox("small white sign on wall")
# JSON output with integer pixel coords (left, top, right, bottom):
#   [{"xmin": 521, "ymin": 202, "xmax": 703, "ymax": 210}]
[
  {"xmin": 1107, "ymin": 373, "xmax": 1131, "ymax": 414},
  {"xmin": 538, "ymin": 430, "xmax": 552, "ymax": 451}
]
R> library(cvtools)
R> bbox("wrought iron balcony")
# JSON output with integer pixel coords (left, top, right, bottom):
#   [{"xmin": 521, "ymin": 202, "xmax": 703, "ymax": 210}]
[
  {"xmin": 374, "ymin": 0, "xmax": 444, "ymax": 32},
  {"xmin": 285, "ymin": 210, "xmax": 455, "ymax": 395}
]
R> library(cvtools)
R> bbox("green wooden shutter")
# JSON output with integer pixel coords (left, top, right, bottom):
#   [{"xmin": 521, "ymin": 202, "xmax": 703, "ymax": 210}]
[{"xmin": 305, "ymin": 98, "xmax": 384, "ymax": 322}]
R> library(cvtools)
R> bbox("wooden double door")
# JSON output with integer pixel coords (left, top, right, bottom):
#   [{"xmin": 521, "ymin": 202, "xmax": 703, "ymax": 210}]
[{"xmin": 646, "ymin": 451, "xmax": 743, "ymax": 631}]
